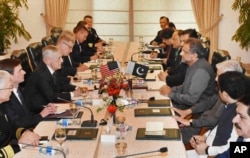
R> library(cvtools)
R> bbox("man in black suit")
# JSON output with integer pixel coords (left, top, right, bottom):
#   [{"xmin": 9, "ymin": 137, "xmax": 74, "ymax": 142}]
[
  {"xmin": 0, "ymin": 59, "xmax": 56, "ymax": 129},
  {"xmin": 150, "ymin": 16, "xmax": 169, "ymax": 49},
  {"xmin": 57, "ymin": 30, "xmax": 88, "ymax": 80},
  {"xmin": 24, "ymin": 45, "xmax": 82, "ymax": 114}
]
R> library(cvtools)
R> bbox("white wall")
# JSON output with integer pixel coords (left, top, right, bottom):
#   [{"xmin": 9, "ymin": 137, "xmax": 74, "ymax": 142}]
[
  {"xmin": 8, "ymin": 0, "xmax": 46, "ymax": 53},
  {"xmin": 219, "ymin": 0, "xmax": 250, "ymax": 63}
]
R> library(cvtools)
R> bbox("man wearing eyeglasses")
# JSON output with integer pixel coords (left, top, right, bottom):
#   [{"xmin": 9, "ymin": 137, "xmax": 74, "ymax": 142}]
[
  {"xmin": 24, "ymin": 45, "xmax": 82, "ymax": 114},
  {"xmin": 0, "ymin": 58, "xmax": 56, "ymax": 129},
  {"xmin": 0, "ymin": 70, "xmax": 41, "ymax": 157}
]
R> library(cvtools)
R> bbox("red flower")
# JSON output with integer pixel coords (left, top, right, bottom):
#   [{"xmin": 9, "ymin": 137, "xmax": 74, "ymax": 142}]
[{"xmin": 107, "ymin": 105, "xmax": 117, "ymax": 113}]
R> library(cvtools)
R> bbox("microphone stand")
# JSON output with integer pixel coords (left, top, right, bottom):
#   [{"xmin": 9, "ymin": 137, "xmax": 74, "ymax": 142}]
[
  {"xmin": 81, "ymin": 106, "xmax": 97, "ymax": 127},
  {"xmin": 21, "ymin": 143, "xmax": 66, "ymax": 158}
]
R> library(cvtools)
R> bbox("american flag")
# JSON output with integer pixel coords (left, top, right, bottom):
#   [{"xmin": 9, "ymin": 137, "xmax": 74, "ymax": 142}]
[{"xmin": 99, "ymin": 61, "xmax": 120, "ymax": 78}]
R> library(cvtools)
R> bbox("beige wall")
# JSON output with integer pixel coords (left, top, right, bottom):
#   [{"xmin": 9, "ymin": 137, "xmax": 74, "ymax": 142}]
[
  {"xmin": 7, "ymin": 0, "xmax": 250, "ymax": 63},
  {"xmin": 219, "ymin": 0, "xmax": 250, "ymax": 63},
  {"xmin": 8, "ymin": 0, "xmax": 46, "ymax": 53}
]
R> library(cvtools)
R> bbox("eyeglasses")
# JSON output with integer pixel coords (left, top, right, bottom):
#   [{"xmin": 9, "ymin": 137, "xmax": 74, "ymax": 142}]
[
  {"xmin": 0, "ymin": 85, "xmax": 13, "ymax": 90},
  {"xmin": 63, "ymin": 41, "xmax": 73, "ymax": 49}
]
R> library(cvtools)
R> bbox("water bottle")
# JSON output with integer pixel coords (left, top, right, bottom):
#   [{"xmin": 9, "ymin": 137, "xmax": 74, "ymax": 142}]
[
  {"xmin": 39, "ymin": 146, "xmax": 56, "ymax": 156},
  {"xmin": 57, "ymin": 119, "xmax": 72, "ymax": 127}
]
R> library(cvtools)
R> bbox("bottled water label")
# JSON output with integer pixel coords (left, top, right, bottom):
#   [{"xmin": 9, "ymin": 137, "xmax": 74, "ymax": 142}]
[{"xmin": 39, "ymin": 146, "xmax": 55, "ymax": 156}]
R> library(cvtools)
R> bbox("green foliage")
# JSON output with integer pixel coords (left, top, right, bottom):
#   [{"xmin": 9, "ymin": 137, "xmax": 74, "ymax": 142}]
[
  {"xmin": 232, "ymin": 0, "xmax": 250, "ymax": 50},
  {"xmin": 0, "ymin": 0, "xmax": 31, "ymax": 51}
]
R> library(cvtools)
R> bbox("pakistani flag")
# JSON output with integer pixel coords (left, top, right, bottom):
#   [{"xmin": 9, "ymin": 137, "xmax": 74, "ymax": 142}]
[{"xmin": 126, "ymin": 61, "xmax": 149, "ymax": 79}]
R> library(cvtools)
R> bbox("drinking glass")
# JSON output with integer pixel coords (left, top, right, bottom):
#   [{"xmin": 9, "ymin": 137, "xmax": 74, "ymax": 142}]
[
  {"xmin": 54, "ymin": 128, "xmax": 66, "ymax": 149},
  {"xmin": 116, "ymin": 116, "xmax": 126, "ymax": 140},
  {"xmin": 80, "ymin": 87, "xmax": 89, "ymax": 105},
  {"xmin": 69, "ymin": 103, "xmax": 78, "ymax": 117},
  {"xmin": 91, "ymin": 69, "xmax": 98, "ymax": 80}
]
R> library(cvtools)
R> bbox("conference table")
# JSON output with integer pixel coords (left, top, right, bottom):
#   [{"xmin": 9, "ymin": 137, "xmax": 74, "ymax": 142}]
[{"xmin": 14, "ymin": 43, "xmax": 187, "ymax": 158}]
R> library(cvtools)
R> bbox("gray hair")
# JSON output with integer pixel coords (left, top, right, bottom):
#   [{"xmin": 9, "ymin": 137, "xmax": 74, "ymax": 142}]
[
  {"xmin": 42, "ymin": 45, "xmax": 60, "ymax": 59},
  {"xmin": 0, "ymin": 70, "xmax": 11, "ymax": 89},
  {"xmin": 216, "ymin": 60, "xmax": 243, "ymax": 73}
]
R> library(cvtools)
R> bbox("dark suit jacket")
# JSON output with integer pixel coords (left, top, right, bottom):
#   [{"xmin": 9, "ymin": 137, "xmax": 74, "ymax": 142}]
[
  {"xmin": 150, "ymin": 30, "xmax": 162, "ymax": 45},
  {"xmin": 24, "ymin": 62, "xmax": 71, "ymax": 113},
  {"xmin": 165, "ymin": 48, "xmax": 188, "ymax": 87},
  {"xmin": 71, "ymin": 41, "xmax": 92, "ymax": 63},
  {"xmin": 4, "ymin": 92, "xmax": 42, "ymax": 129},
  {"xmin": 60, "ymin": 56, "xmax": 78, "ymax": 77}
]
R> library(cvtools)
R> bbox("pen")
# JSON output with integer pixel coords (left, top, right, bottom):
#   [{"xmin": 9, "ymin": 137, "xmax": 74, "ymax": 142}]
[{"xmin": 193, "ymin": 136, "xmax": 197, "ymax": 143}]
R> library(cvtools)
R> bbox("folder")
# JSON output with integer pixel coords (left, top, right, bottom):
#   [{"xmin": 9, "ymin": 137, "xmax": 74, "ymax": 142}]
[
  {"xmin": 136, "ymin": 128, "xmax": 181, "ymax": 140},
  {"xmin": 148, "ymin": 66, "xmax": 162, "ymax": 70},
  {"xmin": 148, "ymin": 99, "xmax": 170, "ymax": 107},
  {"xmin": 44, "ymin": 110, "xmax": 83, "ymax": 120},
  {"xmin": 134, "ymin": 108, "xmax": 172, "ymax": 117},
  {"xmin": 53, "ymin": 128, "xmax": 98, "ymax": 140}
]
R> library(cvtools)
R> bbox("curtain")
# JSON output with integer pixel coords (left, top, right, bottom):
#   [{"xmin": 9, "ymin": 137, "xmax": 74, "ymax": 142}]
[
  {"xmin": 43, "ymin": 0, "xmax": 69, "ymax": 35},
  {"xmin": 191, "ymin": 0, "xmax": 222, "ymax": 62}
]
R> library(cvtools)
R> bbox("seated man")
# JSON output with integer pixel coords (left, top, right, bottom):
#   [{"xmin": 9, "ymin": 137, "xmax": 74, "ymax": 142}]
[
  {"xmin": 57, "ymin": 30, "xmax": 88, "ymax": 78},
  {"xmin": 159, "ymin": 38, "xmax": 216, "ymax": 112},
  {"xmin": 82, "ymin": 15, "xmax": 105, "ymax": 54},
  {"xmin": 0, "ymin": 59, "xmax": 56, "ymax": 129},
  {"xmin": 71, "ymin": 21, "xmax": 99, "ymax": 63},
  {"xmin": 150, "ymin": 16, "xmax": 169, "ymax": 49},
  {"xmin": 189, "ymin": 71, "xmax": 247, "ymax": 157},
  {"xmin": 158, "ymin": 29, "xmax": 199, "ymax": 87},
  {"xmin": 24, "ymin": 45, "xmax": 82, "ymax": 114},
  {"xmin": 0, "ymin": 70, "xmax": 40, "ymax": 157},
  {"xmin": 173, "ymin": 60, "xmax": 244, "ymax": 144}
]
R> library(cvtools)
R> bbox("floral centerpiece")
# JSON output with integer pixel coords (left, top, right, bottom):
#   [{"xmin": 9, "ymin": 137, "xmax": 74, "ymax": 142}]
[{"xmin": 97, "ymin": 71, "xmax": 128, "ymax": 115}]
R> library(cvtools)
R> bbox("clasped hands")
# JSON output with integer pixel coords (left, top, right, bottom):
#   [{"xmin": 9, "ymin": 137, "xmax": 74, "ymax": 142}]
[{"xmin": 190, "ymin": 135, "xmax": 208, "ymax": 155}]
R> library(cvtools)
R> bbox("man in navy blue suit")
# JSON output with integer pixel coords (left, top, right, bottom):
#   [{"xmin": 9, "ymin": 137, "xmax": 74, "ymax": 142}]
[{"xmin": 0, "ymin": 58, "xmax": 56, "ymax": 128}]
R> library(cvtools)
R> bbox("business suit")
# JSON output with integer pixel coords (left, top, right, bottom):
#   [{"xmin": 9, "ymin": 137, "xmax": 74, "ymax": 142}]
[
  {"xmin": 24, "ymin": 62, "xmax": 71, "ymax": 114},
  {"xmin": 4, "ymin": 91, "xmax": 42, "ymax": 129},
  {"xmin": 165, "ymin": 48, "xmax": 188, "ymax": 87},
  {"xmin": 60, "ymin": 56, "xmax": 78, "ymax": 76},
  {"xmin": 71, "ymin": 41, "xmax": 93, "ymax": 63}
]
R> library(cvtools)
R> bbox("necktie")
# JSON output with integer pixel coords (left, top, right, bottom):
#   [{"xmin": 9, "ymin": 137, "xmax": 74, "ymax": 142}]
[
  {"xmin": 68, "ymin": 56, "xmax": 73, "ymax": 67},
  {"xmin": 17, "ymin": 88, "xmax": 25, "ymax": 105},
  {"xmin": 52, "ymin": 72, "xmax": 57, "ymax": 85}
]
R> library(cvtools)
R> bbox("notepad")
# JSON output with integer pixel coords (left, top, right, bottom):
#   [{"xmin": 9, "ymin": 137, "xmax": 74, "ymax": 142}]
[
  {"xmin": 136, "ymin": 128, "xmax": 181, "ymax": 140},
  {"xmin": 148, "ymin": 99, "xmax": 170, "ymax": 107},
  {"xmin": 134, "ymin": 108, "xmax": 172, "ymax": 117}
]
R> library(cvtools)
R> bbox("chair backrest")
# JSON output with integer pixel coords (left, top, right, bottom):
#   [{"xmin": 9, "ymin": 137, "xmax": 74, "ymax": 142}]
[
  {"xmin": 50, "ymin": 27, "xmax": 63, "ymax": 34},
  {"xmin": 211, "ymin": 49, "xmax": 231, "ymax": 72},
  {"xmin": 201, "ymin": 36, "xmax": 210, "ymax": 61},
  {"xmin": 11, "ymin": 49, "xmax": 34, "ymax": 87},
  {"xmin": 26, "ymin": 42, "xmax": 44, "ymax": 70},
  {"xmin": 51, "ymin": 32, "xmax": 61, "ymax": 45},
  {"xmin": 41, "ymin": 35, "xmax": 55, "ymax": 47}
]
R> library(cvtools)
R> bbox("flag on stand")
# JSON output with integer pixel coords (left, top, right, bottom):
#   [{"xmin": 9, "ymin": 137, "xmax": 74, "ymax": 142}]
[
  {"xmin": 99, "ymin": 61, "xmax": 120, "ymax": 78},
  {"xmin": 126, "ymin": 61, "xmax": 149, "ymax": 79}
]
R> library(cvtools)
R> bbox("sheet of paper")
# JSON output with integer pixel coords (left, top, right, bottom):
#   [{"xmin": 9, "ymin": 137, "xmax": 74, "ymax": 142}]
[{"xmin": 146, "ymin": 122, "xmax": 164, "ymax": 132}]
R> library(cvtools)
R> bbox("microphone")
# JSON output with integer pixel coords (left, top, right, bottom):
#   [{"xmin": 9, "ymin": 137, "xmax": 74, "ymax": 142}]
[
  {"xmin": 114, "ymin": 147, "xmax": 168, "ymax": 158},
  {"xmin": 20, "ymin": 143, "xmax": 66, "ymax": 158},
  {"xmin": 75, "ymin": 100, "xmax": 97, "ymax": 127},
  {"xmin": 57, "ymin": 97, "xmax": 97, "ymax": 127}
]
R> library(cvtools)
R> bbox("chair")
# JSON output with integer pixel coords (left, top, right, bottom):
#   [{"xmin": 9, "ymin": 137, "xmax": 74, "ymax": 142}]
[
  {"xmin": 51, "ymin": 32, "xmax": 61, "ymax": 45},
  {"xmin": 26, "ymin": 42, "xmax": 44, "ymax": 70},
  {"xmin": 201, "ymin": 36, "xmax": 210, "ymax": 61},
  {"xmin": 11, "ymin": 49, "xmax": 34, "ymax": 87},
  {"xmin": 41, "ymin": 35, "xmax": 55, "ymax": 47},
  {"xmin": 50, "ymin": 27, "xmax": 63, "ymax": 34},
  {"xmin": 211, "ymin": 49, "xmax": 231, "ymax": 72}
]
